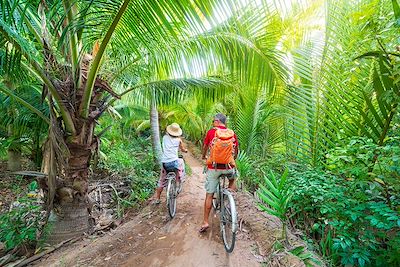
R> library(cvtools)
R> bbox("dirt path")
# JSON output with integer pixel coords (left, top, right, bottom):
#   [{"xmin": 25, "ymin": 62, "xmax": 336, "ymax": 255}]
[{"xmin": 32, "ymin": 152, "xmax": 262, "ymax": 267}]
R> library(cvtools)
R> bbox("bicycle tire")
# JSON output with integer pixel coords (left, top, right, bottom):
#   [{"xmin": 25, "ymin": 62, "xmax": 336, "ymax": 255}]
[
  {"xmin": 166, "ymin": 175, "xmax": 177, "ymax": 218},
  {"xmin": 177, "ymin": 180, "xmax": 183, "ymax": 194},
  {"xmin": 220, "ymin": 190, "xmax": 237, "ymax": 253},
  {"xmin": 212, "ymin": 183, "xmax": 220, "ymax": 210}
]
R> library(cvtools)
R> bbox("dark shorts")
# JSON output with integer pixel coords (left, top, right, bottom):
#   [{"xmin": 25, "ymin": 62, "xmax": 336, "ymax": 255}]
[{"xmin": 162, "ymin": 160, "xmax": 179, "ymax": 172}]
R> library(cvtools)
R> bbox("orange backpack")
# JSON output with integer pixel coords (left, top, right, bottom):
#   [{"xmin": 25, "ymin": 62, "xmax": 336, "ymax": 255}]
[{"xmin": 206, "ymin": 128, "xmax": 236, "ymax": 167}]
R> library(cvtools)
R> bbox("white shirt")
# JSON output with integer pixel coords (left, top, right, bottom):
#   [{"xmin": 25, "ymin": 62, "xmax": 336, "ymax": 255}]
[{"xmin": 161, "ymin": 134, "xmax": 180, "ymax": 163}]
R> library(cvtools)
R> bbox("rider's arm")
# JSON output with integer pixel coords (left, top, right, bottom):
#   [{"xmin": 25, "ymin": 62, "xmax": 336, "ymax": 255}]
[
  {"xmin": 233, "ymin": 133, "xmax": 239, "ymax": 159},
  {"xmin": 179, "ymin": 139, "xmax": 188, "ymax": 153},
  {"xmin": 202, "ymin": 143, "xmax": 208, "ymax": 159},
  {"xmin": 234, "ymin": 146, "xmax": 238, "ymax": 160},
  {"xmin": 202, "ymin": 129, "xmax": 213, "ymax": 159}
]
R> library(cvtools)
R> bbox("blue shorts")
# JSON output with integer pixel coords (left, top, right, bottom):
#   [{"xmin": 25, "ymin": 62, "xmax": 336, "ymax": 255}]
[{"xmin": 162, "ymin": 160, "xmax": 178, "ymax": 172}]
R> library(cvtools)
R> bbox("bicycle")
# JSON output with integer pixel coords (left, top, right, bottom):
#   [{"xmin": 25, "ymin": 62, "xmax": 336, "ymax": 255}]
[
  {"xmin": 165, "ymin": 169, "xmax": 183, "ymax": 219},
  {"xmin": 212, "ymin": 172, "xmax": 238, "ymax": 253}
]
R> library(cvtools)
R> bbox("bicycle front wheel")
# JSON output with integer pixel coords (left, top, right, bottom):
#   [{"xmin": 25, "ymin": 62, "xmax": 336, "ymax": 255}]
[
  {"xmin": 220, "ymin": 191, "xmax": 237, "ymax": 253},
  {"xmin": 166, "ymin": 178, "xmax": 177, "ymax": 218}
]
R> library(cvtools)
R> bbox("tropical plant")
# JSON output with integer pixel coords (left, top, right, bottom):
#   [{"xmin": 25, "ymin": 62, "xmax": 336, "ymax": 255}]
[
  {"xmin": 0, "ymin": 181, "xmax": 44, "ymax": 252},
  {"xmin": 285, "ymin": 0, "xmax": 399, "ymax": 166},
  {"xmin": 0, "ymin": 86, "xmax": 49, "ymax": 169},
  {"xmin": 326, "ymin": 136, "xmax": 400, "ymax": 185},
  {"xmin": 0, "ymin": 31, "xmax": 49, "ymax": 169},
  {"xmin": 1, "ymin": 0, "xmax": 135, "ymax": 243},
  {"xmin": 0, "ymin": 0, "xmax": 286, "ymax": 243},
  {"xmin": 257, "ymin": 168, "xmax": 292, "ymax": 240},
  {"xmin": 105, "ymin": 1, "xmax": 288, "ymax": 166},
  {"xmin": 287, "ymin": 165, "xmax": 400, "ymax": 266}
]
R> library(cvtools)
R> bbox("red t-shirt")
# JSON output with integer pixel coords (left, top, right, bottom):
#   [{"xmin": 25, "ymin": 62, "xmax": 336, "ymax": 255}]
[{"xmin": 203, "ymin": 126, "xmax": 239, "ymax": 169}]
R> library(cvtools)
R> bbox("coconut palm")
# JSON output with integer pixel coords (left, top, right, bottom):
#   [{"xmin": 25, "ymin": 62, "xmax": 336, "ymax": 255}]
[
  {"xmin": 0, "ymin": 0, "xmax": 287, "ymax": 243},
  {"xmin": 0, "ymin": 84, "xmax": 49, "ymax": 170},
  {"xmin": 0, "ymin": 33, "xmax": 49, "ymax": 170},
  {"xmin": 1, "ymin": 0, "xmax": 135, "ymax": 243},
  {"xmin": 119, "ymin": 76, "xmax": 229, "ymax": 166},
  {"xmin": 107, "ymin": 1, "xmax": 288, "ymax": 167},
  {"xmin": 284, "ymin": 0, "xmax": 399, "ymax": 166}
]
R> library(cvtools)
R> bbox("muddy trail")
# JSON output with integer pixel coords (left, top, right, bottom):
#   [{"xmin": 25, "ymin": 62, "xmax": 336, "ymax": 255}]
[{"xmin": 32, "ymin": 152, "xmax": 264, "ymax": 267}]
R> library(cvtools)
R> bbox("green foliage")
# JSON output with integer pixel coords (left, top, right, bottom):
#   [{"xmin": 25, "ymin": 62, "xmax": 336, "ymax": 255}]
[
  {"xmin": 0, "ymin": 86, "xmax": 49, "ymax": 166},
  {"xmin": 287, "ymin": 166, "xmax": 400, "ymax": 267},
  {"xmin": 0, "ymin": 181, "xmax": 44, "ymax": 251},
  {"xmin": 257, "ymin": 169, "xmax": 323, "ymax": 266},
  {"xmin": 0, "ymin": 137, "xmax": 7, "ymax": 159},
  {"xmin": 289, "ymin": 246, "xmax": 322, "ymax": 267},
  {"xmin": 285, "ymin": 0, "xmax": 399, "ymax": 165},
  {"xmin": 96, "ymin": 115, "xmax": 158, "ymax": 213},
  {"xmin": 236, "ymin": 151, "xmax": 252, "ymax": 184},
  {"xmin": 326, "ymin": 136, "xmax": 400, "ymax": 182},
  {"xmin": 99, "ymin": 136, "xmax": 155, "ymax": 176},
  {"xmin": 237, "ymin": 152, "xmax": 287, "ymax": 193},
  {"xmin": 98, "ymin": 115, "xmax": 156, "ymax": 178},
  {"xmin": 257, "ymin": 168, "xmax": 291, "ymax": 221}
]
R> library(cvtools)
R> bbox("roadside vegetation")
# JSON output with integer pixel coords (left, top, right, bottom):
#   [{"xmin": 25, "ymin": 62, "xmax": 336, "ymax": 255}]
[{"xmin": 1, "ymin": 0, "xmax": 399, "ymax": 266}]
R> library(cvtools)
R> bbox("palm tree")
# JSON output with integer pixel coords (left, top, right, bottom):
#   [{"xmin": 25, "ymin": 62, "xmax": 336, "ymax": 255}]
[
  {"xmin": 1, "ymin": 0, "xmax": 135, "ymax": 243},
  {"xmin": 118, "ymin": 76, "xmax": 228, "ymax": 166},
  {"xmin": 0, "ymin": 84, "xmax": 49, "ymax": 170},
  {"xmin": 283, "ymin": 0, "xmax": 399, "ymax": 166},
  {"xmin": 0, "ymin": 33, "xmax": 49, "ymax": 170},
  {"xmin": 106, "ymin": 1, "xmax": 288, "ymax": 167},
  {"xmin": 0, "ymin": 0, "xmax": 286, "ymax": 243}
]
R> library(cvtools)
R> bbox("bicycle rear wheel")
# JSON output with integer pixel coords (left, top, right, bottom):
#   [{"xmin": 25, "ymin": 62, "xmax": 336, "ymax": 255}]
[
  {"xmin": 220, "ymin": 191, "xmax": 237, "ymax": 253},
  {"xmin": 166, "ymin": 176, "xmax": 177, "ymax": 218}
]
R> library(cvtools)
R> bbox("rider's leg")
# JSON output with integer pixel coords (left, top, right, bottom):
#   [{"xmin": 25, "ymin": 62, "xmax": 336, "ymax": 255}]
[
  {"xmin": 200, "ymin": 169, "xmax": 219, "ymax": 231},
  {"xmin": 174, "ymin": 170, "xmax": 179, "ymax": 182},
  {"xmin": 201, "ymin": 193, "xmax": 214, "ymax": 228},
  {"xmin": 153, "ymin": 168, "xmax": 166, "ymax": 201},
  {"xmin": 228, "ymin": 178, "xmax": 236, "ymax": 191},
  {"xmin": 227, "ymin": 168, "xmax": 236, "ymax": 191},
  {"xmin": 172, "ymin": 160, "xmax": 180, "ymax": 185},
  {"xmin": 155, "ymin": 187, "xmax": 163, "ymax": 199}
]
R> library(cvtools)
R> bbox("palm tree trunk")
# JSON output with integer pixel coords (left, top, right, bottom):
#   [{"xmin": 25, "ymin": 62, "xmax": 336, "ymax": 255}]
[
  {"xmin": 150, "ymin": 97, "xmax": 162, "ymax": 168},
  {"xmin": 44, "ymin": 118, "xmax": 93, "ymax": 244}
]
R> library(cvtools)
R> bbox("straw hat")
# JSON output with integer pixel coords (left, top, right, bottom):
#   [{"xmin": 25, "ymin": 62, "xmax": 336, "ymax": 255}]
[{"xmin": 166, "ymin": 123, "xmax": 182, "ymax": 137}]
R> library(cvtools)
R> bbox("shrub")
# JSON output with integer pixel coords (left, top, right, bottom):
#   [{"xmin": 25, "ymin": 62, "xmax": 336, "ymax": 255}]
[
  {"xmin": 288, "ymin": 167, "xmax": 400, "ymax": 266},
  {"xmin": 0, "ymin": 181, "xmax": 44, "ymax": 251},
  {"xmin": 96, "ymin": 119, "xmax": 158, "ymax": 214}
]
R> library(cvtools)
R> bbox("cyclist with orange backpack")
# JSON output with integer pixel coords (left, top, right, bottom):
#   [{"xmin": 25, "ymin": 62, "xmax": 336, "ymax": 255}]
[{"xmin": 199, "ymin": 113, "xmax": 239, "ymax": 233}]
